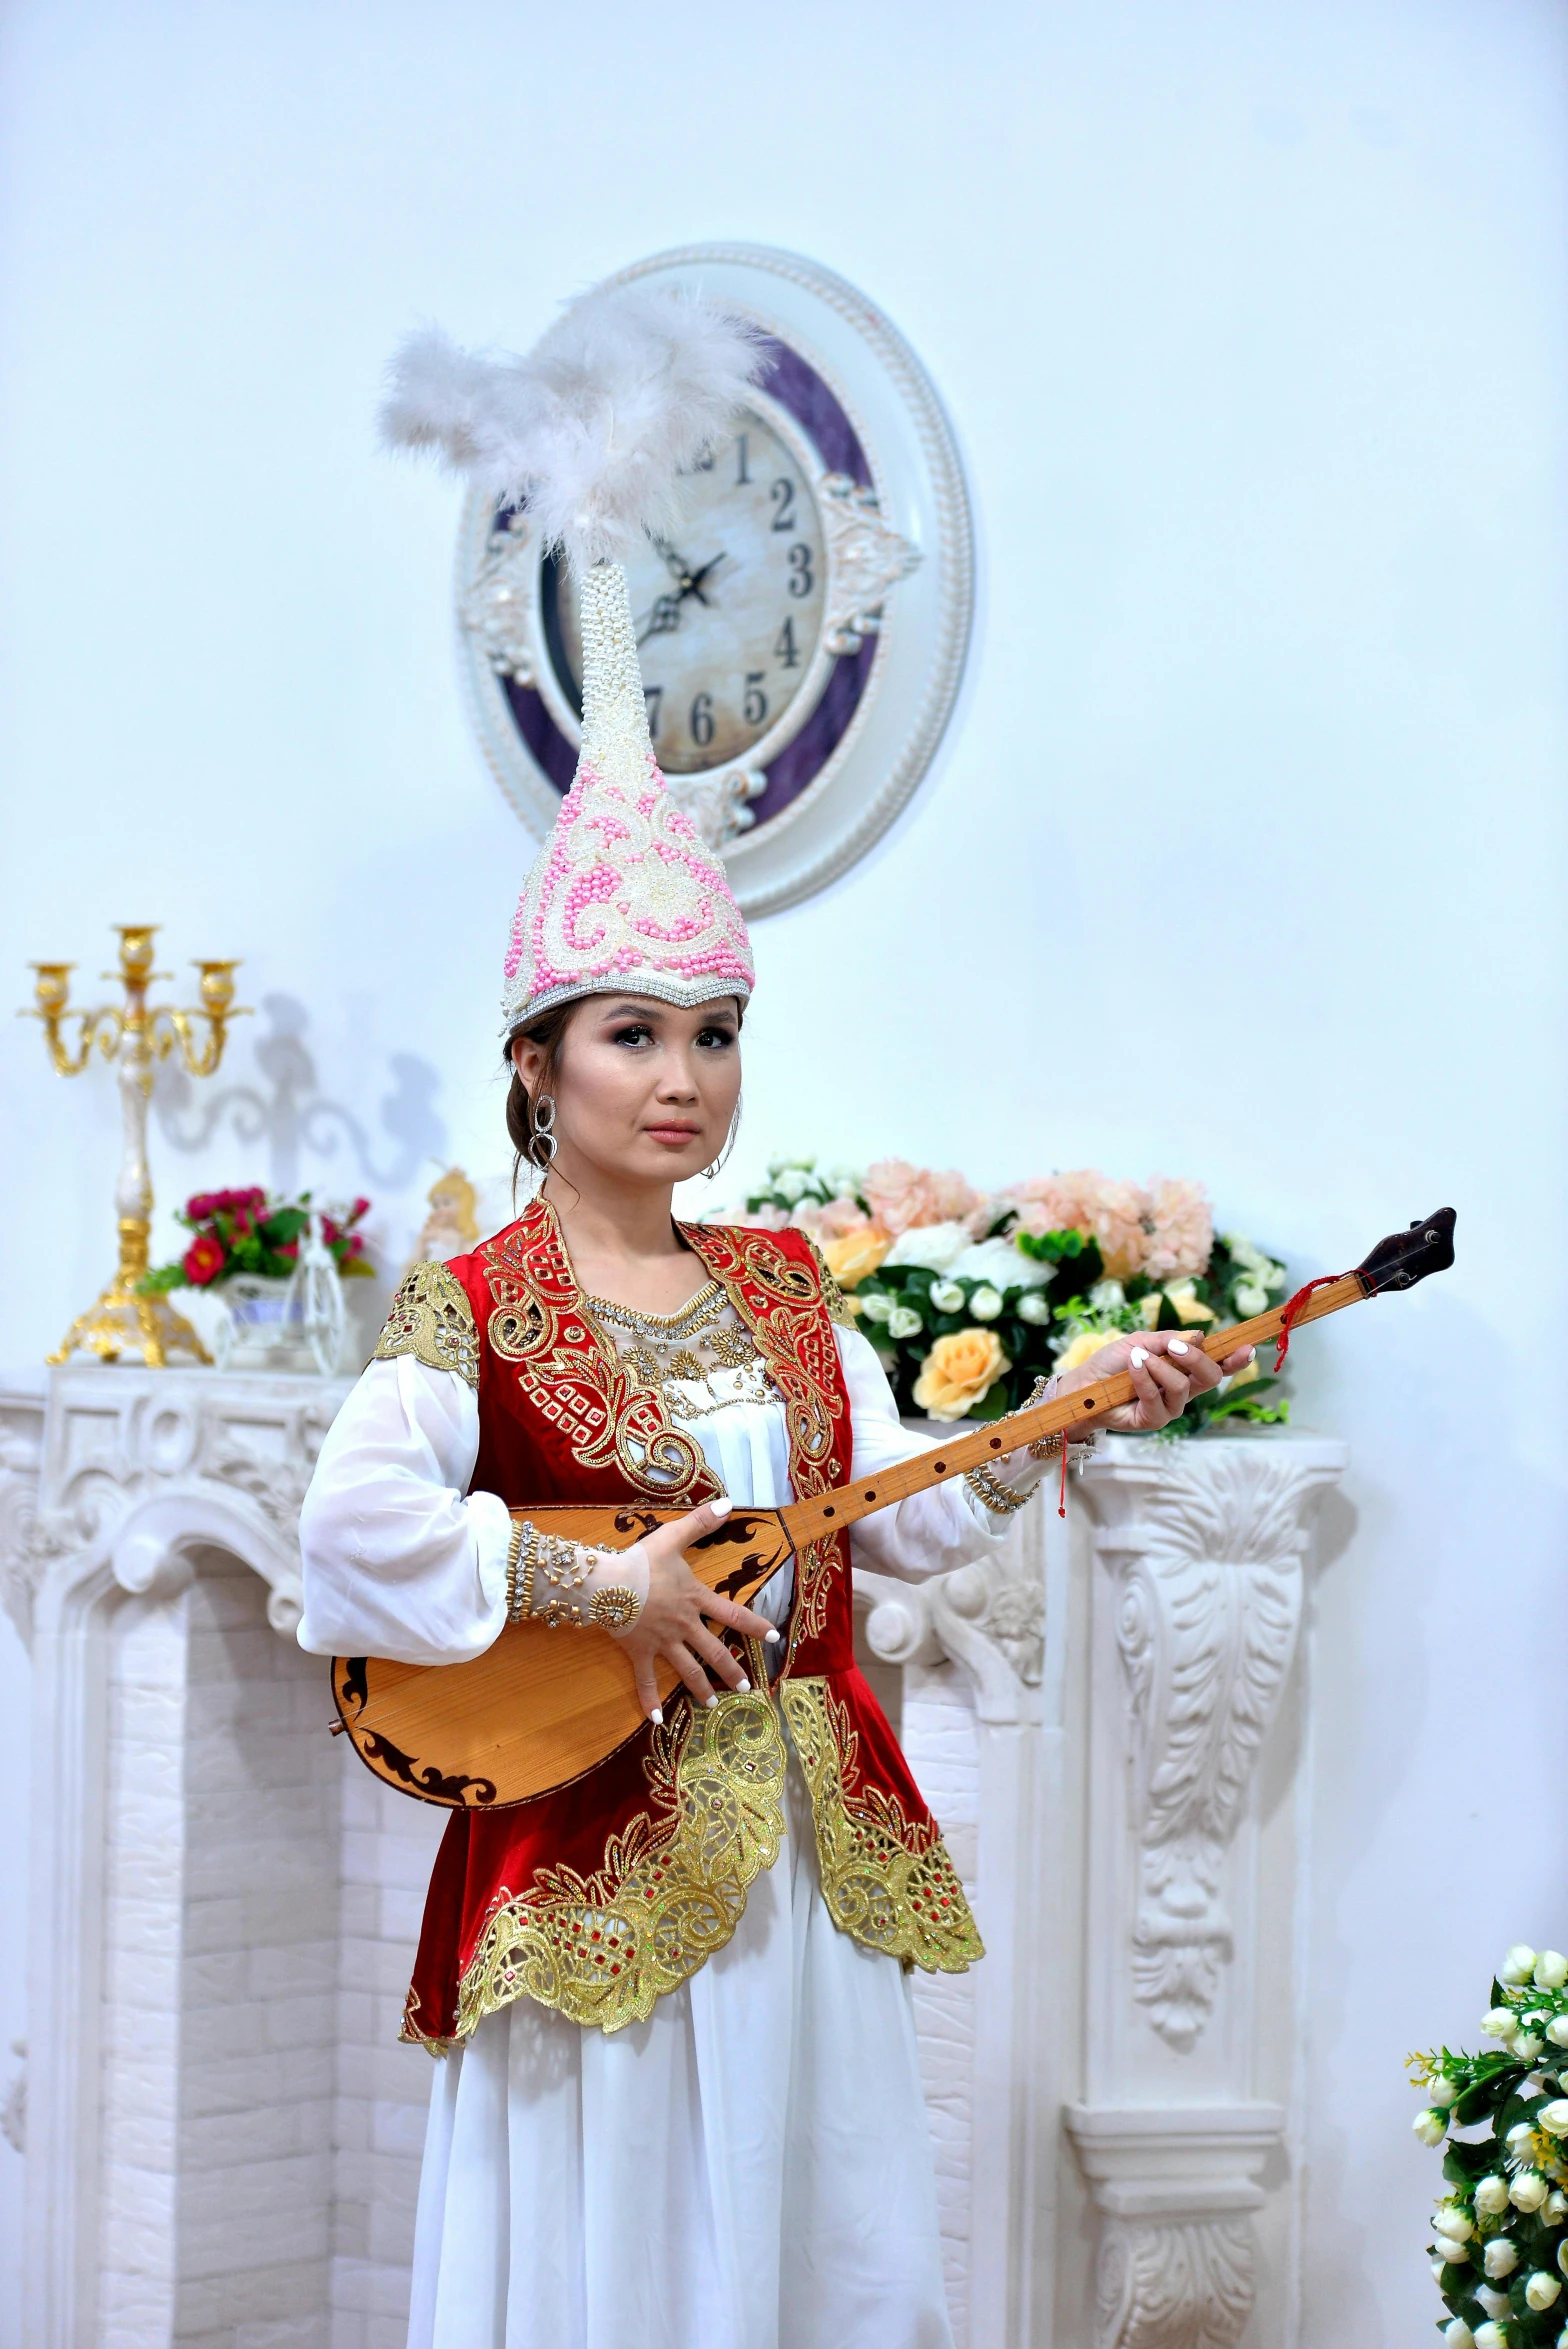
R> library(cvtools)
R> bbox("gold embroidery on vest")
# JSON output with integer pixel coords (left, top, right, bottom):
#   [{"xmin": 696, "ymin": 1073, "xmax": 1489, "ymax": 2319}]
[
  {"xmin": 779, "ymin": 1680, "xmax": 985, "ymax": 1975},
  {"xmin": 801, "ymin": 1233, "xmax": 858, "ymax": 1329},
  {"xmin": 446, "ymin": 1690, "xmax": 788, "ymax": 2037},
  {"xmin": 373, "ymin": 1261, "xmax": 480, "ymax": 1389},
  {"xmin": 480, "ymin": 1205, "xmax": 709, "ymax": 1499}
]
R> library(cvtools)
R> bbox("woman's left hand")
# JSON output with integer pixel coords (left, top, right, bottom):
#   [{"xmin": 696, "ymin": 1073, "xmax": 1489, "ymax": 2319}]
[{"xmin": 1055, "ymin": 1330, "xmax": 1257, "ymax": 1434}]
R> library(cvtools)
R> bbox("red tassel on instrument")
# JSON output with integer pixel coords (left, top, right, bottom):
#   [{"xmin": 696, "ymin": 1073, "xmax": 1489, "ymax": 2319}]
[{"xmin": 1273, "ymin": 1273, "xmax": 1344, "ymax": 1368}]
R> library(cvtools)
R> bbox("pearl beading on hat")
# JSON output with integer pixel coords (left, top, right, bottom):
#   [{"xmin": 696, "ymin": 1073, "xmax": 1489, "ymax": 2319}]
[{"xmin": 501, "ymin": 563, "xmax": 755, "ymax": 1031}]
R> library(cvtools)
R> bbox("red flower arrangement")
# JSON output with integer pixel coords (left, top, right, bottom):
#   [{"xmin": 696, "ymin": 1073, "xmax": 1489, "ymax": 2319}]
[{"xmin": 140, "ymin": 1189, "xmax": 374, "ymax": 1294}]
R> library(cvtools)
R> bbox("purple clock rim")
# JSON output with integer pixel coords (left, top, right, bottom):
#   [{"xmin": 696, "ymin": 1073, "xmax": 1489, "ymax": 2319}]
[{"xmin": 498, "ymin": 332, "xmax": 880, "ymax": 831}]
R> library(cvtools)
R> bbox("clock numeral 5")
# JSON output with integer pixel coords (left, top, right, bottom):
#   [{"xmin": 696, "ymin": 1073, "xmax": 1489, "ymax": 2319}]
[{"xmin": 743, "ymin": 673, "xmax": 768, "ymax": 728}]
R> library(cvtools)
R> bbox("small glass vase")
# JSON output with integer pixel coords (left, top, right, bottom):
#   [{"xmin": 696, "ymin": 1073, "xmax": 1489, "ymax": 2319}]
[{"xmin": 210, "ymin": 1215, "xmax": 346, "ymax": 1375}]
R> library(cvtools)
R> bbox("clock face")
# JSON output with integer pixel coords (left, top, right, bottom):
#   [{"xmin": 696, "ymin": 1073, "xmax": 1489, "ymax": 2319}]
[{"xmin": 541, "ymin": 406, "xmax": 828, "ymax": 775}]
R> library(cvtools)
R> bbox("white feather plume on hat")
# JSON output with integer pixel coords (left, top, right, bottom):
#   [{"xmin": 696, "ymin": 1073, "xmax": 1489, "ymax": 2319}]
[{"xmin": 379, "ymin": 282, "xmax": 767, "ymax": 570}]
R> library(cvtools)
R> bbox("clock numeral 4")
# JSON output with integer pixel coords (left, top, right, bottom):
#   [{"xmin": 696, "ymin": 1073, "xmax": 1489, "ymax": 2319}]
[
  {"xmin": 775, "ymin": 619, "xmax": 801, "ymax": 670},
  {"xmin": 743, "ymin": 672, "xmax": 768, "ymax": 727}
]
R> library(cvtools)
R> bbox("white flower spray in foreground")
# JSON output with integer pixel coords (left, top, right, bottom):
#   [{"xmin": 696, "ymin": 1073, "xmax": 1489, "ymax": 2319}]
[{"xmin": 1410, "ymin": 1944, "xmax": 1568, "ymax": 2347}]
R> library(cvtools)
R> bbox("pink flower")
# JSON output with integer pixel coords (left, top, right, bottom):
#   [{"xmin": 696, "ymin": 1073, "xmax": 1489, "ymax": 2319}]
[
  {"xmin": 1141, "ymin": 1177, "xmax": 1212, "ymax": 1283},
  {"xmin": 1000, "ymin": 1170, "xmax": 1151, "ymax": 1279},
  {"xmin": 183, "ymin": 1232, "xmax": 226, "ymax": 1286},
  {"xmin": 186, "ymin": 1191, "xmax": 217, "ymax": 1223},
  {"xmin": 863, "ymin": 1159, "xmax": 987, "ymax": 1238},
  {"xmin": 790, "ymin": 1194, "xmax": 870, "ymax": 1241},
  {"xmin": 736, "ymin": 1203, "xmax": 791, "ymax": 1231}
]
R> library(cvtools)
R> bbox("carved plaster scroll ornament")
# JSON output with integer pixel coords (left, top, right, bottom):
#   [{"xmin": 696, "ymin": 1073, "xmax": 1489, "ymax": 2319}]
[
  {"xmin": 461, "ymin": 515, "xmax": 537, "ymax": 686},
  {"xmin": 1106, "ymin": 1450, "xmax": 1317, "ymax": 2052},
  {"xmin": 1096, "ymin": 2213, "xmax": 1255, "ymax": 2349},
  {"xmin": 818, "ymin": 473, "xmax": 922, "ymax": 655}
]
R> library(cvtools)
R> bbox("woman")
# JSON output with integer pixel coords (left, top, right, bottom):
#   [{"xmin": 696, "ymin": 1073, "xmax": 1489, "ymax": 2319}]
[{"xmin": 297, "ymin": 576, "xmax": 1248, "ymax": 2349}]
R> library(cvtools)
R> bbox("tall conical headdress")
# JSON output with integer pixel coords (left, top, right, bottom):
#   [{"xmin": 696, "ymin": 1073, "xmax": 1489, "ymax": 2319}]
[{"xmin": 381, "ymin": 284, "xmax": 764, "ymax": 1031}]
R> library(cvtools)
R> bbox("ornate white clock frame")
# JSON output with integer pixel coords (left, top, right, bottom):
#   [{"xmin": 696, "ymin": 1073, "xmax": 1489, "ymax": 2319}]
[
  {"xmin": 0, "ymin": 1369, "xmax": 1344, "ymax": 2349},
  {"xmin": 454, "ymin": 243, "xmax": 976, "ymax": 915}
]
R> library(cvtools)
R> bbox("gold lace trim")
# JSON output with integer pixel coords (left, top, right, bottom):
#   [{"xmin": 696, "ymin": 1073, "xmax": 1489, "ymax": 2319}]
[
  {"xmin": 373, "ymin": 1261, "xmax": 479, "ymax": 1389},
  {"xmin": 802, "ymin": 1234, "xmax": 858, "ymax": 1330},
  {"xmin": 449, "ymin": 1689, "xmax": 787, "ymax": 2037},
  {"xmin": 585, "ymin": 1279, "xmax": 775, "ymax": 1420},
  {"xmin": 779, "ymin": 1680, "xmax": 984, "ymax": 1974}
]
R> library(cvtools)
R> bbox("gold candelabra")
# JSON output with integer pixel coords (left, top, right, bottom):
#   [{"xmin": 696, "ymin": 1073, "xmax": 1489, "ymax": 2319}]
[{"xmin": 23, "ymin": 925, "xmax": 249, "ymax": 1367}]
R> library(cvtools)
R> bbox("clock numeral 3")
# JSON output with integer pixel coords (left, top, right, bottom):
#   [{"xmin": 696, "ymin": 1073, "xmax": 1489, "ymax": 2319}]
[
  {"xmin": 689, "ymin": 692, "xmax": 715, "ymax": 750},
  {"xmin": 774, "ymin": 619, "xmax": 800, "ymax": 670},
  {"xmin": 770, "ymin": 477, "xmax": 795, "ymax": 532},
  {"xmin": 743, "ymin": 672, "xmax": 768, "ymax": 727},
  {"xmin": 643, "ymin": 686, "xmax": 663, "ymax": 740},
  {"xmin": 787, "ymin": 544, "xmax": 814, "ymax": 599}
]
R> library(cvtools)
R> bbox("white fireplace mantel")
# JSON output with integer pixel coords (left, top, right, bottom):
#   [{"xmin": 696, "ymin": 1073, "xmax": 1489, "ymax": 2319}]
[{"xmin": 0, "ymin": 1367, "xmax": 1346, "ymax": 2349}]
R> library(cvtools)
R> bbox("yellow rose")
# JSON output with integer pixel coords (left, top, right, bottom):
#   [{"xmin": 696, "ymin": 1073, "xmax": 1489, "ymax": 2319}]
[
  {"xmin": 820, "ymin": 1223, "xmax": 892, "ymax": 1290},
  {"xmin": 1053, "ymin": 1325, "xmax": 1118, "ymax": 1376},
  {"xmin": 912, "ymin": 1327, "xmax": 1012, "ymax": 1422},
  {"xmin": 1164, "ymin": 1280, "xmax": 1216, "ymax": 1326},
  {"xmin": 1224, "ymin": 1353, "xmax": 1259, "ymax": 1389}
]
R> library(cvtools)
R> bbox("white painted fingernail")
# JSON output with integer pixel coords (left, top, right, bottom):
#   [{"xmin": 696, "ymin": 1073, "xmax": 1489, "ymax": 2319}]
[
  {"xmin": 705, "ymin": 1693, "xmax": 719, "ymax": 1709},
  {"xmin": 1130, "ymin": 1347, "xmax": 1148, "ymax": 1368},
  {"xmin": 763, "ymin": 1627, "xmax": 780, "ymax": 1643},
  {"xmin": 1247, "ymin": 1347, "xmax": 1256, "ymax": 1362},
  {"xmin": 710, "ymin": 1498, "xmax": 731, "ymax": 1517},
  {"xmin": 1168, "ymin": 1340, "xmax": 1189, "ymax": 1356},
  {"xmin": 650, "ymin": 1707, "xmax": 663, "ymax": 1726},
  {"xmin": 736, "ymin": 1677, "xmax": 751, "ymax": 1694}
]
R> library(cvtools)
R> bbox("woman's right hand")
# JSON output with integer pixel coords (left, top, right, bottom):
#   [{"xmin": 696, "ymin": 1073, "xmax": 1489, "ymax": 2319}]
[{"xmin": 610, "ymin": 1499, "xmax": 779, "ymax": 1723}]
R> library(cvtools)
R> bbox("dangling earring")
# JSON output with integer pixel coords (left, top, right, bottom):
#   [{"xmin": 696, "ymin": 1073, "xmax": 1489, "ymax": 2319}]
[
  {"xmin": 529, "ymin": 1092, "xmax": 558, "ymax": 1170},
  {"xmin": 704, "ymin": 1097, "xmax": 741, "ymax": 1181}
]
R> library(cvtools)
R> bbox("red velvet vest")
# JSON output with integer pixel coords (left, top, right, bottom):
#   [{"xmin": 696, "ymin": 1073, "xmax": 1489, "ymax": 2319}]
[{"xmin": 400, "ymin": 1199, "xmax": 982, "ymax": 2048}]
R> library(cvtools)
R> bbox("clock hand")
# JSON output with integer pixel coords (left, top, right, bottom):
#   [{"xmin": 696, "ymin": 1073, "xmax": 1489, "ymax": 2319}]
[
  {"xmin": 683, "ymin": 551, "xmax": 728, "ymax": 606},
  {"xmin": 650, "ymin": 536, "xmax": 697, "ymax": 592},
  {"xmin": 634, "ymin": 592, "xmax": 684, "ymax": 647}
]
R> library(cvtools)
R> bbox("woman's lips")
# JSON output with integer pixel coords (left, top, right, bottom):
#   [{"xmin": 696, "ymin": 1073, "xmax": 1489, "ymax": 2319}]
[{"xmin": 644, "ymin": 1124, "xmax": 702, "ymax": 1146}]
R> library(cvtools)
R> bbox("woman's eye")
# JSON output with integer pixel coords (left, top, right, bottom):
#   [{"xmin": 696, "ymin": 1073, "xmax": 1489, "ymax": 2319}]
[
  {"xmin": 610, "ymin": 1024, "xmax": 654, "ymax": 1047},
  {"xmin": 696, "ymin": 1029, "xmax": 736, "ymax": 1050}
]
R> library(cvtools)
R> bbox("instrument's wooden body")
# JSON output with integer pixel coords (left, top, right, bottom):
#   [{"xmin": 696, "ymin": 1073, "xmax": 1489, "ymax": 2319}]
[{"xmin": 330, "ymin": 1209, "xmax": 1455, "ymax": 1810}]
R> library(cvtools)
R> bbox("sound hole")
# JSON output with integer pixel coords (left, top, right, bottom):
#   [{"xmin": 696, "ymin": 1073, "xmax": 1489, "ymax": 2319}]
[
  {"xmin": 863, "ymin": 1488, "xmax": 876, "ymax": 1501},
  {"xmin": 934, "ymin": 1460, "xmax": 946, "ymax": 1471},
  {"xmin": 823, "ymin": 1505, "xmax": 836, "ymax": 1518},
  {"xmin": 989, "ymin": 1436, "xmax": 1002, "ymax": 1449}
]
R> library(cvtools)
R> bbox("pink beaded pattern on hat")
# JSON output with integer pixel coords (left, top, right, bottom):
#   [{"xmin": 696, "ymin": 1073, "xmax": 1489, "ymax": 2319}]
[{"xmin": 501, "ymin": 563, "xmax": 754, "ymax": 1031}]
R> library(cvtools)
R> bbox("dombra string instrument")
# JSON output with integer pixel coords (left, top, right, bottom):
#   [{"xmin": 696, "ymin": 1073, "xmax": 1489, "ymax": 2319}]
[{"xmin": 330, "ymin": 1208, "xmax": 1455, "ymax": 1809}]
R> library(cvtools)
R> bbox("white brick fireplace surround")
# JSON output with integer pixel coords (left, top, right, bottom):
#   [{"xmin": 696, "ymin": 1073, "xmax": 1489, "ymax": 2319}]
[{"xmin": 0, "ymin": 1365, "xmax": 1344, "ymax": 2349}]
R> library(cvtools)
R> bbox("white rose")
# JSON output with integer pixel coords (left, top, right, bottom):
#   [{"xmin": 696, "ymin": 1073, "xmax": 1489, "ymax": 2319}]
[
  {"xmin": 886, "ymin": 1306, "xmax": 924, "ymax": 1342},
  {"xmin": 1484, "ymin": 2237, "xmax": 1519, "ymax": 2279},
  {"xmin": 1017, "ymin": 1291, "xmax": 1051, "ymax": 1324},
  {"xmin": 1234, "ymin": 1280, "xmax": 1270, "ymax": 1316},
  {"xmin": 1548, "ymin": 2017, "xmax": 1568, "ymax": 2049},
  {"xmin": 969, "ymin": 1286, "xmax": 1004, "ymax": 1322},
  {"xmin": 1088, "ymin": 1278, "xmax": 1126, "ymax": 1312},
  {"xmin": 774, "ymin": 1167, "xmax": 808, "ymax": 1204},
  {"xmin": 1538, "ymin": 2100, "xmax": 1568, "ymax": 2136},
  {"xmin": 1472, "ymin": 2325, "xmax": 1507, "ymax": 2349},
  {"xmin": 1517, "ymin": 2034, "xmax": 1546, "ymax": 2061},
  {"xmin": 1477, "ymin": 2285, "xmax": 1512, "ymax": 2318},
  {"xmin": 1507, "ymin": 2122, "xmax": 1537, "ymax": 2153},
  {"xmin": 1442, "ymin": 2322, "xmax": 1475, "ymax": 2349},
  {"xmin": 1413, "ymin": 2109, "xmax": 1448, "ymax": 2146},
  {"xmin": 1547, "ymin": 2189, "xmax": 1568, "ymax": 2224},
  {"xmin": 1437, "ymin": 2206, "xmax": 1474, "ymax": 2240},
  {"xmin": 1476, "ymin": 2175, "xmax": 1512, "ymax": 2216},
  {"xmin": 1435, "ymin": 2237, "xmax": 1471, "ymax": 2267},
  {"xmin": 884, "ymin": 1221, "xmax": 973, "ymax": 1274},
  {"xmin": 1503, "ymin": 1946, "xmax": 1539, "ymax": 1985},
  {"xmin": 1560, "ymin": 2237, "xmax": 1568, "ymax": 2278},
  {"xmin": 1537, "ymin": 1952, "xmax": 1568, "ymax": 1990},
  {"xmin": 949, "ymin": 1236, "xmax": 1052, "ymax": 1291},
  {"xmin": 1483, "ymin": 2008, "xmax": 1520, "ymax": 2043},
  {"xmin": 1430, "ymin": 2076, "xmax": 1461, "ymax": 2107},
  {"xmin": 858, "ymin": 1292, "xmax": 893, "ymax": 1324},
  {"xmin": 929, "ymin": 1279, "xmax": 966, "ymax": 1314},
  {"xmin": 1510, "ymin": 2170, "xmax": 1549, "ymax": 2212},
  {"xmin": 1528, "ymin": 2274, "xmax": 1565, "ymax": 2312}
]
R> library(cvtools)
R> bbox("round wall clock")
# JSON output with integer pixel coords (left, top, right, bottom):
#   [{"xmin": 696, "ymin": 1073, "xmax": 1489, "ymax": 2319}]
[{"xmin": 453, "ymin": 243, "xmax": 975, "ymax": 916}]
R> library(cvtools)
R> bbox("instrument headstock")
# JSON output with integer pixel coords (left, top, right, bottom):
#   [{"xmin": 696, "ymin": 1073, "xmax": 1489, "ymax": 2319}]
[{"xmin": 1355, "ymin": 1207, "xmax": 1456, "ymax": 1296}]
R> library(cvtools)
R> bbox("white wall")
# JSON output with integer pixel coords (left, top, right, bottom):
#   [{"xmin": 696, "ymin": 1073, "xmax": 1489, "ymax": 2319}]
[{"xmin": 0, "ymin": 0, "xmax": 1563, "ymax": 2336}]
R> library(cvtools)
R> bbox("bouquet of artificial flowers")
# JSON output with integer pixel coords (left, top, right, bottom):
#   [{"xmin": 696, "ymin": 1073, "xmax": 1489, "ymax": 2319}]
[
  {"xmin": 139, "ymin": 1188, "xmax": 375, "ymax": 1294},
  {"xmin": 726, "ymin": 1157, "xmax": 1290, "ymax": 1430}
]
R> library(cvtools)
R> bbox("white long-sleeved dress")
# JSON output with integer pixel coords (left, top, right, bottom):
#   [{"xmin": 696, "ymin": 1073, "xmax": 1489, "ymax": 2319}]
[{"xmin": 298, "ymin": 1304, "xmax": 1038, "ymax": 2349}]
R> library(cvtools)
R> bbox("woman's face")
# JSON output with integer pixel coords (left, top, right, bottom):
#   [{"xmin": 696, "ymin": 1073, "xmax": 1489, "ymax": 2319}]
[{"xmin": 513, "ymin": 995, "xmax": 742, "ymax": 1190}]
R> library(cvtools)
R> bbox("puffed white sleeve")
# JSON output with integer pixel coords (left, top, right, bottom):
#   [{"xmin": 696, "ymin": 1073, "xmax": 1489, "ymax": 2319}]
[
  {"xmin": 296, "ymin": 1355, "xmax": 515, "ymax": 1666},
  {"xmin": 837, "ymin": 1324, "xmax": 1041, "ymax": 1581}
]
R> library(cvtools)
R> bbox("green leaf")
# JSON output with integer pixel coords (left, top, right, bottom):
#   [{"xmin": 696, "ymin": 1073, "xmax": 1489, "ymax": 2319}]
[
  {"xmin": 969, "ymin": 1383, "xmax": 1011, "ymax": 1422},
  {"xmin": 136, "ymin": 1265, "xmax": 189, "ymax": 1295}
]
